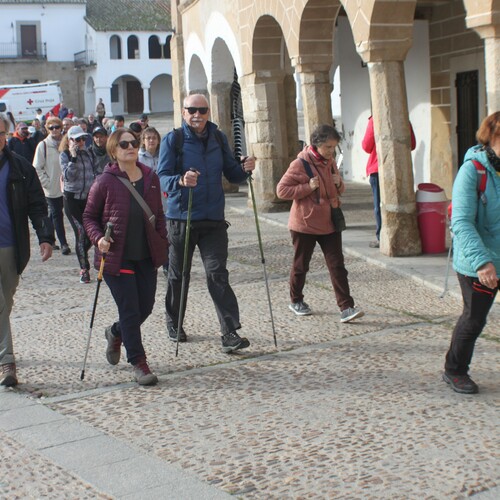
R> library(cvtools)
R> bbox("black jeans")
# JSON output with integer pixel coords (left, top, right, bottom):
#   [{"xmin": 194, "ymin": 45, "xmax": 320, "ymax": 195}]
[
  {"xmin": 165, "ymin": 220, "xmax": 240, "ymax": 334},
  {"xmin": 104, "ymin": 258, "xmax": 157, "ymax": 365},
  {"xmin": 290, "ymin": 230, "xmax": 354, "ymax": 311},
  {"xmin": 445, "ymin": 273, "xmax": 498, "ymax": 375},
  {"xmin": 47, "ymin": 196, "xmax": 68, "ymax": 247}
]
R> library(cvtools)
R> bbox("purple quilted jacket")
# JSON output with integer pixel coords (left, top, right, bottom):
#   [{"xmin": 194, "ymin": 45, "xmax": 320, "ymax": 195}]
[{"xmin": 83, "ymin": 161, "xmax": 168, "ymax": 275}]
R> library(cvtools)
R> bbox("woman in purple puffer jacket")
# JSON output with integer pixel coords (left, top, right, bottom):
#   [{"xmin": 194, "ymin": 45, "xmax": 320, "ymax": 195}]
[{"xmin": 83, "ymin": 128, "xmax": 168, "ymax": 386}]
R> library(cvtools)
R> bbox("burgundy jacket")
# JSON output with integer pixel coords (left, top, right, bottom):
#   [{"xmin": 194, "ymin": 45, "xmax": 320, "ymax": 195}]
[{"xmin": 83, "ymin": 161, "xmax": 168, "ymax": 275}]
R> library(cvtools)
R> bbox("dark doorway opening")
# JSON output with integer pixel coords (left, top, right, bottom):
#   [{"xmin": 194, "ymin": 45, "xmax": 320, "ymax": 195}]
[
  {"xmin": 21, "ymin": 25, "xmax": 37, "ymax": 57},
  {"xmin": 456, "ymin": 70, "xmax": 478, "ymax": 166},
  {"xmin": 126, "ymin": 81, "xmax": 143, "ymax": 113}
]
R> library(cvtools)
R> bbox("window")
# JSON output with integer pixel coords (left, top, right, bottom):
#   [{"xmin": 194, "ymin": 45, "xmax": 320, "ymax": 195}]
[
  {"xmin": 148, "ymin": 36, "xmax": 162, "ymax": 59},
  {"xmin": 110, "ymin": 35, "xmax": 121, "ymax": 60},
  {"xmin": 163, "ymin": 35, "xmax": 172, "ymax": 59},
  {"xmin": 127, "ymin": 35, "xmax": 139, "ymax": 59}
]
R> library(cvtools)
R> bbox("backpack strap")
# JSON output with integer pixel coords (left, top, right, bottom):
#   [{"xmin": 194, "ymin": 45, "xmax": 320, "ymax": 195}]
[
  {"xmin": 471, "ymin": 160, "xmax": 487, "ymax": 204},
  {"xmin": 300, "ymin": 158, "xmax": 319, "ymax": 203},
  {"xmin": 173, "ymin": 127, "xmax": 184, "ymax": 175}
]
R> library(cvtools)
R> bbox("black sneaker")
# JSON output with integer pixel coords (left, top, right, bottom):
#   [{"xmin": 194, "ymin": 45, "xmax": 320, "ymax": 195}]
[
  {"xmin": 61, "ymin": 244, "xmax": 71, "ymax": 255},
  {"xmin": 168, "ymin": 325, "xmax": 187, "ymax": 343},
  {"xmin": 105, "ymin": 325, "xmax": 121, "ymax": 365},
  {"xmin": 442, "ymin": 372, "xmax": 479, "ymax": 394},
  {"xmin": 221, "ymin": 331, "xmax": 250, "ymax": 353}
]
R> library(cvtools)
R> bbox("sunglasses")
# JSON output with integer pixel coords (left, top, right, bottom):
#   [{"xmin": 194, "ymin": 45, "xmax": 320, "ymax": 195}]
[
  {"xmin": 72, "ymin": 137, "xmax": 86, "ymax": 143},
  {"xmin": 48, "ymin": 125, "xmax": 61, "ymax": 130},
  {"xmin": 118, "ymin": 139, "xmax": 140, "ymax": 150},
  {"xmin": 184, "ymin": 107, "xmax": 209, "ymax": 115}
]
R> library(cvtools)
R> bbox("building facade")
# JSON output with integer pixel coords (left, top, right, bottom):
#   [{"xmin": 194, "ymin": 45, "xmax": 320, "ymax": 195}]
[
  {"xmin": 0, "ymin": 0, "xmax": 173, "ymax": 118},
  {"xmin": 170, "ymin": 0, "xmax": 500, "ymax": 256}
]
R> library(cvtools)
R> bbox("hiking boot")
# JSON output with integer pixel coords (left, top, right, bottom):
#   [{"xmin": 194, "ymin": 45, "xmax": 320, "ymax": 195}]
[
  {"xmin": 105, "ymin": 326, "xmax": 121, "ymax": 365},
  {"xmin": 340, "ymin": 306, "xmax": 365, "ymax": 323},
  {"xmin": 61, "ymin": 244, "xmax": 71, "ymax": 255},
  {"xmin": 369, "ymin": 240, "xmax": 380, "ymax": 248},
  {"xmin": 221, "ymin": 331, "xmax": 250, "ymax": 353},
  {"xmin": 289, "ymin": 301, "xmax": 312, "ymax": 316},
  {"xmin": 0, "ymin": 363, "xmax": 18, "ymax": 387},
  {"xmin": 80, "ymin": 269, "xmax": 90, "ymax": 284},
  {"xmin": 133, "ymin": 358, "xmax": 158, "ymax": 386},
  {"xmin": 167, "ymin": 325, "xmax": 187, "ymax": 343},
  {"xmin": 442, "ymin": 372, "xmax": 479, "ymax": 394}
]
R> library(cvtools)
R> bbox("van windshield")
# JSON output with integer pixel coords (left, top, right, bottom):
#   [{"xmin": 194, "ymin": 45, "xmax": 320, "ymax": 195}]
[{"xmin": 0, "ymin": 103, "xmax": 6, "ymax": 113}]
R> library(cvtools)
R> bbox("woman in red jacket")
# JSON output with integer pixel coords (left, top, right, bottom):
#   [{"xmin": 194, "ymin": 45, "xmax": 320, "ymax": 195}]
[
  {"xmin": 83, "ymin": 128, "xmax": 168, "ymax": 386},
  {"xmin": 277, "ymin": 124, "xmax": 364, "ymax": 323}
]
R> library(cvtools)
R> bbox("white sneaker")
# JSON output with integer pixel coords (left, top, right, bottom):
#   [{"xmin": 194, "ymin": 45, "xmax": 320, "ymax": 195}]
[{"xmin": 340, "ymin": 306, "xmax": 364, "ymax": 323}]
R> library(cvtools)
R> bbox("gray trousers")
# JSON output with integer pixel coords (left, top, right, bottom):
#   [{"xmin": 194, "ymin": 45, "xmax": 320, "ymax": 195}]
[
  {"xmin": 165, "ymin": 220, "xmax": 241, "ymax": 335},
  {"xmin": 0, "ymin": 247, "xmax": 20, "ymax": 365}
]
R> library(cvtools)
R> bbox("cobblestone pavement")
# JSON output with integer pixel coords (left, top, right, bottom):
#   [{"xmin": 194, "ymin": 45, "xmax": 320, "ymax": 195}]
[{"xmin": 1, "ymin": 122, "xmax": 499, "ymax": 497}]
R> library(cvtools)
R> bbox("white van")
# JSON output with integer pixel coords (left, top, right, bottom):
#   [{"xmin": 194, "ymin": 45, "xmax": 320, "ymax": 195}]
[{"xmin": 0, "ymin": 81, "xmax": 63, "ymax": 122}]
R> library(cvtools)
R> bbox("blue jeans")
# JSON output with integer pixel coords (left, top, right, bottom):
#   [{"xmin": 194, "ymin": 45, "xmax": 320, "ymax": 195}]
[
  {"xmin": 104, "ymin": 258, "xmax": 157, "ymax": 365},
  {"xmin": 369, "ymin": 173, "xmax": 381, "ymax": 240},
  {"xmin": 47, "ymin": 196, "xmax": 68, "ymax": 247},
  {"xmin": 165, "ymin": 220, "xmax": 240, "ymax": 334}
]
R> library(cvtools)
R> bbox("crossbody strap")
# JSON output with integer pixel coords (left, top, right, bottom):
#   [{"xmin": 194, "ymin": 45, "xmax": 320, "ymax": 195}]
[{"xmin": 117, "ymin": 176, "xmax": 155, "ymax": 226}]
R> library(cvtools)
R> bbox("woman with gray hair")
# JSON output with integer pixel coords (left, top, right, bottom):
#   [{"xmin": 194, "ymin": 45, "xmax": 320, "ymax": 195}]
[{"xmin": 277, "ymin": 124, "xmax": 364, "ymax": 323}]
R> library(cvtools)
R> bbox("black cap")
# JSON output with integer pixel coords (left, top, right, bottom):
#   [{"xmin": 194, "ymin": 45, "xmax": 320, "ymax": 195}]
[
  {"xmin": 92, "ymin": 126, "xmax": 108, "ymax": 136},
  {"xmin": 140, "ymin": 113, "xmax": 148, "ymax": 120}
]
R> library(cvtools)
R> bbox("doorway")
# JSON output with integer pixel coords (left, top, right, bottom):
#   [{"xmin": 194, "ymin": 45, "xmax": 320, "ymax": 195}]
[
  {"xmin": 456, "ymin": 70, "xmax": 478, "ymax": 166},
  {"xmin": 126, "ymin": 81, "xmax": 143, "ymax": 113}
]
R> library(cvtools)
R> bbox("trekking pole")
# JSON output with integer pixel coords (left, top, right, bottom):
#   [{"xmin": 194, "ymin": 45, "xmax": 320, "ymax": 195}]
[
  {"xmin": 176, "ymin": 169, "xmax": 196, "ymax": 357},
  {"xmin": 247, "ymin": 170, "xmax": 277, "ymax": 347},
  {"xmin": 440, "ymin": 236, "xmax": 453, "ymax": 299},
  {"xmin": 80, "ymin": 222, "xmax": 113, "ymax": 380}
]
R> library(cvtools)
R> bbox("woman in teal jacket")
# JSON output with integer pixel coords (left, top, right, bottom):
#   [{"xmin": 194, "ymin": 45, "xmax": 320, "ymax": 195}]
[{"xmin": 443, "ymin": 111, "xmax": 500, "ymax": 394}]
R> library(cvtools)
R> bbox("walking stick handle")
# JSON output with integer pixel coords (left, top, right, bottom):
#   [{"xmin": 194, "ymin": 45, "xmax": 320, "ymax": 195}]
[{"xmin": 104, "ymin": 222, "xmax": 114, "ymax": 243}]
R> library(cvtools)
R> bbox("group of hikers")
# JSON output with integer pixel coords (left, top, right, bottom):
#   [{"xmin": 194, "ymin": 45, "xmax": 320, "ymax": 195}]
[{"xmin": 0, "ymin": 97, "xmax": 498, "ymax": 394}]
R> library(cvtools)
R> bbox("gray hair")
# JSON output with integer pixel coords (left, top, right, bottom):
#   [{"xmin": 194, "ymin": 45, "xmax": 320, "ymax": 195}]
[{"xmin": 310, "ymin": 124, "xmax": 341, "ymax": 147}]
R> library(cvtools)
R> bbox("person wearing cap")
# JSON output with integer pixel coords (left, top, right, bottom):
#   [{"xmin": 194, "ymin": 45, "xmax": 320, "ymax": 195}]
[
  {"xmin": 89, "ymin": 126, "xmax": 111, "ymax": 175},
  {"xmin": 8, "ymin": 122, "xmax": 35, "ymax": 163},
  {"xmin": 129, "ymin": 122, "xmax": 143, "ymax": 141},
  {"xmin": 33, "ymin": 116, "xmax": 71, "ymax": 255},
  {"xmin": 139, "ymin": 114, "xmax": 149, "ymax": 130},
  {"xmin": 59, "ymin": 125, "xmax": 98, "ymax": 283}
]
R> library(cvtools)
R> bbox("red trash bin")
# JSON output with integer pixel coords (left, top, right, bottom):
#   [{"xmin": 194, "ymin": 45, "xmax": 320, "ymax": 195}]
[{"xmin": 416, "ymin": 183, "xmax": 448, "ymax": 254}]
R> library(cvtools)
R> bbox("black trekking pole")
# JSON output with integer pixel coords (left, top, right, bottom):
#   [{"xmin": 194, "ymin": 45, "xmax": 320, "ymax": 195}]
[
  {"xmin": 247, "ymin": 170, "xmax": 277, "ymax": 347},
  {"xmin": 176, "ymin": 169, "xmax": 196, "ymax": 357},
  {"xmin": 80, "ymin": 222, "xmax": 113, "ymax": 380}
]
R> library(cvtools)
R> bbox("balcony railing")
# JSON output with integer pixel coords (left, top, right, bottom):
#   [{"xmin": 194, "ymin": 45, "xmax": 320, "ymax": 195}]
[
  {"xmin": 74, "ymin": 50, "xmax": 96, "ymax": 68},
  {"xmin": 0, "ymin": 42, "xmax": 47, "ymax": 60}
]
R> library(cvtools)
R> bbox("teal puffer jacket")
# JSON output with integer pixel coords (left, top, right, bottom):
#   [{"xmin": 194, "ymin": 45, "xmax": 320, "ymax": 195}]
[{"xmin": 451, "ymin": 145, "xmax": 500, "ymax": 277}]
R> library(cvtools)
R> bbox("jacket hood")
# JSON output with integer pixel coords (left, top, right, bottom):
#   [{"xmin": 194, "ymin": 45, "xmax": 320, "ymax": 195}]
[
  {"xmin": 463, "ymin": 145, "xmax": 496, "ymax": 174},
  {"xmin": 297, "ymin": 145, "xmax": 334, "ymax": 171}
]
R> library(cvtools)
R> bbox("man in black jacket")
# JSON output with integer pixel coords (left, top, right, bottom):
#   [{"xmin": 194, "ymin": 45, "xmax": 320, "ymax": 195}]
[{"xmin": 0, "ymin": 113, "xmax": 54, "ymax": 387}]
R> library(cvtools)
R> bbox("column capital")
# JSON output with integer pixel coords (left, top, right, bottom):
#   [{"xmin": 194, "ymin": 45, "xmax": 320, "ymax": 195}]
[
  {"xmin": 464, "ymin": 0, "xmax": 500, "ymax": 38},
  {"xmin": 357, "ymin": 39, "xmax": 412, "ymax": 64}
]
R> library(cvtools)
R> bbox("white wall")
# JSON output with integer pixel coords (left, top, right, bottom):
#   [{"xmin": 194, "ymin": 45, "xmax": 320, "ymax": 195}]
[
  {"xmin": 338, "ymin": 18, "xmax": 431, "ymax": 187},
  {"xmin": 0, "ymin": 4, "xmax": 86, "ymax": 61}
]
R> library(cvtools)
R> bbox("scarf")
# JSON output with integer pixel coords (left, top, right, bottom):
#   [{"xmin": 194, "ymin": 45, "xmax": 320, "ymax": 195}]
[{"xmin": 484, "ymin": 146, "xmax": 500, "ymax": 173}]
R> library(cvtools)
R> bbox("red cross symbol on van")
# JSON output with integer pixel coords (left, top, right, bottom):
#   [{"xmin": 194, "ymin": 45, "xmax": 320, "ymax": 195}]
[{"xmin": 27, "ymin": 99, "xmax": 33, "ymax": 105}]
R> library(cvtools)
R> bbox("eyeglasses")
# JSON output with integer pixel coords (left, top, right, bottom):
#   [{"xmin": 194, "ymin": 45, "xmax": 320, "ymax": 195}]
[
  {"xmin": 20, "ymin": 128, "xmax": 28, "ymax": 131},
  {"xmin": 118, "ymin": 139, "xmax": 140, "ymax": 150},
  {"xmin": 184, "ymin": 107, "xmax": 209, "ymax": 115},
  {"xmin": 48, "ymin": 125, "xmax": 61, "ymax": 130},
  {"xmin": 73, "ymin": 137, "xmax": 86, "ymax": 142}
]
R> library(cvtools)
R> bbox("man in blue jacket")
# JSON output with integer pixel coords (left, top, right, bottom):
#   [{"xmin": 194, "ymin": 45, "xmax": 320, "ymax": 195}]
[
  {"xmin": 157, "ymin": 94, "xmax": 255, "ymax": 352},
  {"xmin": 0, "ymin": 113, "xmax": 54, "ymax": 387}
]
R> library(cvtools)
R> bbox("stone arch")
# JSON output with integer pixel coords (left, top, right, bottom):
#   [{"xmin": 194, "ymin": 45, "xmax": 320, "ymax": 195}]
[
  {"xmin": 149, "ymin": 74, "xmax": 173, "ymax": 112},
  {"xmin": 110, "ymin": 74, "xmax": 145, "ymax": 115}
]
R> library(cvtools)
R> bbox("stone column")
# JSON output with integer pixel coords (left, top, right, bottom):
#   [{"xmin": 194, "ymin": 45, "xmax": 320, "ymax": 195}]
[
  {"xmin": 170, "ymin": 0, "xmax": 186, "ymax": 127},
  {"xmin": 464, "ymin": 1, "xmax": 500, "ymax": 114},
  {"xmin": 368, "ymin": 60, "xmax": 421, "ymax": 256},
  {"xmin": 142, "ymin": 86, "xmax": 151, "ymax": 114},
  {"xmin": 209, "ymin": 81, "xmax": 238, "ymax": 193},
  {"xmin": 294, "ymin": 62, "xmax": 333, "ymax": 141},
  {"xmin": 239, "ymin": 70, "xmax": 290, "ymax": 212},
  {"xmin": 484, "ymin": 37, "xmax": 500, "ymax": 113}
]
